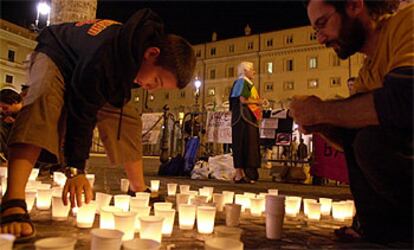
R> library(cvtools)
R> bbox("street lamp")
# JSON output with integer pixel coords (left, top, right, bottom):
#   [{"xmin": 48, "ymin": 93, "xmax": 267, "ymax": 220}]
[
  {"xmin": 194, "ymin": 77, "xmax": 202, "ymax": 109},
  {"xmin": 36, "ymin": 1, "xmax": 51, "ymax": 27}
]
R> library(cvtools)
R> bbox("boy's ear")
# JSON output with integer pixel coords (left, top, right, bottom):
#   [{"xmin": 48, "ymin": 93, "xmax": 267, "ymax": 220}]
[{"xmin": 143, "ymin": 47, "xmax": 161, "ymax": 62}]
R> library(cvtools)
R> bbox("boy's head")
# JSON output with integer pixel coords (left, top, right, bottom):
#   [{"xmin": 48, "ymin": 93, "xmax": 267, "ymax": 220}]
[
  {"xmin": 0, "ymin": 87, "xmax": 23, "ymax": 115},
  {"xmin": 134, "ymin": 34, "xmax": 196, "ymax": 91}
]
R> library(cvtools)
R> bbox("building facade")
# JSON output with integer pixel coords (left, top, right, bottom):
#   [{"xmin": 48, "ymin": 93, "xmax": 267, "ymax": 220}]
[{"xmin": 0, "ymin": 19, "xmax": 37, "ymax": 90}]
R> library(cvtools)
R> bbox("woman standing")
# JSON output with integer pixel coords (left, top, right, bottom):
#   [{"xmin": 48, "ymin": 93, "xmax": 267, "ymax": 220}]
[{"xmin": 229, "ymin": 62, "xmax": 264, "ymax": 183}]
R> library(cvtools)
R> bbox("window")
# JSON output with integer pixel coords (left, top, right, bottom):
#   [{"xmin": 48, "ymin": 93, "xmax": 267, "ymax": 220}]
[
  {"xmin": 210, "ymin": 47, "xmax": 216, "ymax": 56},
  {"xmin": 209, "ymin": 69, "xmax": 216, "ymax": 79},
  {"xmin": 283, "ymin": 81, "xmax": 294, "ymax": 90},
  {"xmin": 5, "ymin": 74, "xmax": 13, "ymax": 83},
  {"xmin": 310, "ymin": 32, "xmax": 317, "ymax": 41},
  {"xmin": 196, "ymin": 50, "xmax": 201, "ymax": 57},
  {"xmin": 8, "ymin": 50, "xmax": 15, "ymax": 62},
  {"xmin": 180, "ymin": 90, "xmax": 186, "ymax": 98},
  {"xmin": 265, "ymin": 82, "xmax": 273, "ymax": 92},
  {"xmin": 331, "ymin": 54, "xmax": 340, "ymax": 66},
  {"xmin": 308, "ymin": 79, "xmax": 319, "ymax": 89},
  {"xmin": 165, "ymin": 92, "xmax": 170, "ymax": 99},
  {"xmin": 227, "ymin": 66, "xmax": 234, "ymax": 78},
  {"xmin": 285, "ymin": 35, "xmax": 294, "ymax": 44},
  {"xmin": 134, "ymin": 96, "xmax": 140, "ymax": 102},
  {"xmin": 286, "ymin": 59, "xmax": 294, "ymax": 71},
  {"xmin": 149, "ymin": 94, "xmax": 155, "ymax": 101},
  {"xmin": 229, "ymin": 44, "xmax": 235, "ymax": 53},
  {"xmin": 309, "ymin": 57, "xmax": 318, "ymax": 69},
  {"xmin": 266, "ymin": 62, "xmax": 273, "ymax": 74},
  {"xmin": 266, "ymin": 39, "xmax": 273, "ymax": 47},
  {"xmin": 330, "ymin": 77, "xmax": 341, "ymax": 87},
  {"xmin": 207, "ymin": 88, "xmax": 215, "ymax": 96},
  {"xmin": 247, "ymin": 41, "xmax": 254, "ymax": 50}
]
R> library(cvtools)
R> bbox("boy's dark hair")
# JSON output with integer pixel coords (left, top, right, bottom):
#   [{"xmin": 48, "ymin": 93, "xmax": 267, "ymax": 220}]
[
  {"xmin": 0, "ymin": 88, "xmax": 22, "ymax": 105},
  {"xmin": 304, "ymin": 0, "xmax": 399, "ymax": 20},
  {"xmin": 151, "ymin": 34, "xmax": 196, "ymax": 89}
]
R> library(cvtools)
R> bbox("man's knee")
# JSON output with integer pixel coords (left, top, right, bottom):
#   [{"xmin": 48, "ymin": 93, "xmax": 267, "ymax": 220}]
[{"xmin": 353, "ymin": 126, "xmax": 383, "ymax": 164}]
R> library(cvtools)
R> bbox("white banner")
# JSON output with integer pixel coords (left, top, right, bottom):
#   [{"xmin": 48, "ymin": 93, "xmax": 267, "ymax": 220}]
[
  {"xmin": 206, "ymin": 111, "xmax": 232, "ymax": 144},
  {"xmin": 142, "ymin": 113, "xmax": 163, "ymax": 145}
]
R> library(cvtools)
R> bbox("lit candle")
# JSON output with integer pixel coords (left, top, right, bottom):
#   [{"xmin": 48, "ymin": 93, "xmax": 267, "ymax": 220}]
[
  {"xmin": 95, "ymin": 192, "xmax": 113, "ymax": 214},
  {"xmin": 52, "ymin": 195, "xmax": 70, "ymax": 221},
  {"xmin": 114, "ymin": 211, "xmax": 137, "ymax": 241},
  {"xmin": 191, "ymin": 195, "xmax": 208, "ymax": 206},
  {"xmin": 36, "ymin": 187, "xmax": 52, "ymax": 210},
  {"xmin": 134, "ymin": 192, "xmax": 150, "ymax": 207},
  {"xmin": 1, "ymin": 177, "xmax": 7, "ymax": 197},
  {"xmin": 307, "ymin": 202, "xmax": 321, "ymax": 221},
  {"xmin": 100, "ymin": 205, "xmax": 123, "ymax": 229},
  {"xmin": 197, "ymin": 206, "xmax": 216, "ymax": 234},
  {"xmin": 319, "ymin": 197, "xmax": 332, "ymax": 216},
  {"xmin": 86, "ymin": 174, "xmax": 95, "ymax": 188},
  {"xmin": 53, "ymin": 172, "xmax": 66, "ymax": 187},
  {"xmin": 129, "ymin": 205, "xmax": 151, "ymax": 232},
  {"xmin": 250, "ymin": 197, "xmax": 265, "ymax": 217},
  {"xmin": 130, "ymin": 197, "xmax": 149, "ymax": 208},
  {"xmin": 179, "ymin": 185, "xmax": 190, "ymax": 193},
  {"xmin": 150, "ymin": 180, "xmax": 160, "ymax": 192},
  {"xmin": 0, "ymin": 167, "xmax": 7, "ymax": 178},
  {"xmin": 139, "ymin": 216, "xmax": 164, "ymax": 243},
  {"xmin": 120, "ymin": 179, "xmax": 130, "ymax": 193},
  {"xmin": 343, "ymin": 200, "xmax": 354, "ymax": 220},
  {"xmin": 178, "ymin": 204, "xmax": 196, "ymax": 230},
  {"xmin": 76, "ymin": 202, "xmax": 97, "ymax": 228},
  {"xmin": 303, "ymin": 198, "xmax": 317, "ymax": 217},
  {"xmin": 176, "ymin": 193, "xmax": 190, "ymax": 208},
  {"xmin": 153, "ymin": 202, "xmax": 173, "ymax": 212},
  {"xmin": 28, "ymin": 168, "xmax": 39, "ymax": 181},
  {"xmin": 201, "ymin": 186, "xmax": 214, "ymax": 202},
  {"xmin": 332, "ymin": 201, "xmax": 347, "ymax": 221},
  {"xmin": 114, "ymin": 195, "xmax": 131, "ymax": 212},
  {"xmin": 154, "ymin": 208, "xmax": 176, "ymax": 236},
  {"xmin": 167, "ymin": 183, "xmax": 177, "ymax": 196},
  {"xmin": 25, "ymin": 189, "xmax": 37, "ymax": 213},
  {"xmin": 212, "ymin": 193, "xmax": 225, "ymax": 212},
  {"xmin": 222, "ymin": 191, "xmax": 234, "ymax": 205},
  {"xmin": 234, "ymin": 194, "xmax": 249, "ymax": 212},
  {"xmin": 285, "ymin": 196, "xmax": 301, "ymax": 217},
  {"xmin": 268, "ymin": 189, "xmax": 279, "ymax": 195}
]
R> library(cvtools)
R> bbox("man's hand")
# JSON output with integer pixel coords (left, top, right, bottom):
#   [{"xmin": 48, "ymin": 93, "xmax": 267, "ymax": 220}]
[
  {"xmin": 62, "ymin": 175, "xmax": 93, "ymax": 208},
  {"xmin": 289, "ymin": 95, "xmax": 324, "ymax": 127}
]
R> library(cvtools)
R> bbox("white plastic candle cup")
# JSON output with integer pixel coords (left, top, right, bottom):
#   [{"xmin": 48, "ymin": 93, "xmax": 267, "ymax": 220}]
[
  {"xmin": 265, "ymin": 195, "xmax": 285, "ymax": 240},
  {"xmin": 212, "ymin": 193, "xmax": 225, "ymax": 212},
  {"xmin": 199, "ymin": 188, "xmax": 211, "ymax": 202},
  {"xmin": 225, "ymin": 204, "xmax": 241, "ymax": 227},
  {"xmin": 139, "ymin": 216, "xmax": 164, "ymax": 243},
  {"xmin": 0, "ymin": 234, "xmax": 15, "ymax": 250},
  {"xmin": 1, "ymin": 177, "xmax": 7, "ymax": 196},
  {"xmin": 197, "ymin": 206, "xmax": 216, "ymax": 234},
  {"xmin": 90, "ymin": 228, "xmax": 124, "ymax": 250},
  {"xmin": 51, "ymin": 187, "xmax": 63, "ymax": 197},
  {"xmin": 0, "ymin": 167, "xmax": 7, "ymax": 178},
  {"xmin": 114, "ymin": 211, "xmax": 137, "ymax": 241},
  {"xmin": 204, "ymin": 237, "xmax": 243, "ymax": 250},
  {"xmin": 319, "ymin": 198, "xmax": 332, "ymax": 216},
  {"xmin": 29, "ymin": 168, "xmax": 39, "ymax": 181},
  {"xmin": 268, "ymin": 189, "xmax": 279, "ymax": 195},
  {"xmin": 53, "ymin": 172, "xmax": 66, "ymax": 187},
  {"xmin": 135, "ymin": 192, "xmax": 150, "ymax": 207},
  {"xmin": 186, "ymin": 190, "xmax": 198, "ymax": 203},
  {"xmin": 71, "ymin": 194, "xmax": 85, "ymax": 216},
  {"xmin": 114, "ymin": 194, "xmax": 131, "ymax": 212},
  {"xmin": 120, "ymin": 179, "xmax": 130, "ymax": 193},
  {"xmin": 303, "ymin": 199, "xmax": 317, "ymax": 217},
  {"xmin": 153, "ymin": 202, "xmax": 173, "ymax": 212},
  {"xmin": 307, "ymin": 202, "xmax": 321, "ymax": 221},
  {"xmin": 214, "ymin": 226, "xmax": 243, "ymax": 240},
  {"xmin": 150, "ymin": 180, "xmax": 160, "ymax": 192},
  {"xmin": 130, "ymin": 197, "xmax": 150, "ymax": 208},
  {"xmin": 234, "ymin": 194, "xmax": 249, "ymax": 212},
  {"xmin": 176, "ymin": 193, "xmax": 190, "ymax": 208},
  {"xmin": 191, "ymin": 195, "xmax": 208, "ymax": 206},
  {"xmin": 95, "ymin": 192, "xmax": 113, "ymax": 214},
  {"xmin": 250, "ymin": 197, "xmax": 265, "ymax": 217},
  {"xmin": 130, "ymin": 205, "xmax": 151, "ymax": 232},
  {"xmin": 76, "ymin": 202, "xmax": 97, "ymax": 228},
  {"xmin": 86, "ymin": 174, "xmax": 95, "ymax": 187},
  {"xmin": 222, "ymin": 191, "xmax": 235, "ymax": 205},
  {"xmin": 25, "ymin": 189, "xmax": 37, "ymax": 212},
  {"xmin": 36, "ymin": 188, "xmax": 52, "ymax": 210},
  {"xmin": 154, "ymin": 208, "xmax": 176, "ymax": 236},
  {"xmin": 285, "ymin": 196, "xmax": 301, "ymax": 217},
  {"xmin": 178, "ymin": 204, "xmax": 196, "ymax": 230},
  {"xmin": 167, "ymin": 183, "xmax": 177, "ymax": 196},
  {"xmin": 100, "ymin": 206, "xmax": 123, "ymax": 229},
  {"xmin": 243, "ymin": 192, "xmax": 256, "ymax": 199},
  {"xmin": 52, "ymin": 195, "xmax": 70, "ymax": 221},
  {"xmin": 332, "ymin": 201, "xmax": 347, "ymax": 221},
  {"xmin": 344, "ymin": 200, "xmax": 355, "ymax": 220},
  {"xmin": 122, "ymin": 238, "xmax": 161, "ymax": 250},
  {"xmin": 179, "ymin": 185, "xmax": 190, "ymax": 193},
  {"xmin": 34, "ymin": 237, "xmax": 77, "ymax": 250}
]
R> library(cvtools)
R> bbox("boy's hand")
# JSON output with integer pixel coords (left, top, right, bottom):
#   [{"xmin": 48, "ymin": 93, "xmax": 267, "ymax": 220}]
[{"xmin": 62, "ymin": 175, "xmax": 93, "ymax": 208}]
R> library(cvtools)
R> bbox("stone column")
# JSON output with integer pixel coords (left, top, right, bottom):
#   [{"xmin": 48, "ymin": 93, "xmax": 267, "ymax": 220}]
[{"xmin": 50, "ymin": 0, "xmax": 97, "ymax": 25}]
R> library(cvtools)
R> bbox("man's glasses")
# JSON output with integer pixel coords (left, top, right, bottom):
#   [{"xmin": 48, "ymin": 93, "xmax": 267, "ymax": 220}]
[{"xmin": 313, "ymin": 11, "xmax": 336, "ymax": 34}]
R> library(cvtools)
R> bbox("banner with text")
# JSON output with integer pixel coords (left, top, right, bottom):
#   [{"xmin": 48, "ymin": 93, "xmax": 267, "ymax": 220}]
[{"xmin": 206, "ymin": 111, "xmax": 232, "ymax": 144}]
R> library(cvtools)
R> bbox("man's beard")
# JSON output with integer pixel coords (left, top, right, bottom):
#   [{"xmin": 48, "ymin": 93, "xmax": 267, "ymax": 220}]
[{"xmin": 327, "ymin": 15, "xmax": 366, "ymax": 59}]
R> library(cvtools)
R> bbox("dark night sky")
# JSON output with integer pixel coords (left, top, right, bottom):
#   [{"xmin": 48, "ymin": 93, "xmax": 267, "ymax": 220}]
[{"xmin": 1, "ymin": 0, "xmax": 310, "ymax": 45}]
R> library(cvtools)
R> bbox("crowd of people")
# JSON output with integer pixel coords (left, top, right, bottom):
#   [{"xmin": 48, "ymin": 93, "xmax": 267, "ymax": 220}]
[{"xmin": 0, "ymin": 0, "xmax": 412, "ymax": 246}]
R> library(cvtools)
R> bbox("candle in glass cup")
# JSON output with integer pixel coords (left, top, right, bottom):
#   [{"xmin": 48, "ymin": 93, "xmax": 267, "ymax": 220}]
[
  {"xmin": 178, "ymin": 204, "xmax": 196, "ymax": 230},
  {"xmin": 197, "ymin": 206, "xmax": 216, "ymax": 234},
  {"xmin": 150, "ymin": 180, "xmax": 160, "ymax": 192}
]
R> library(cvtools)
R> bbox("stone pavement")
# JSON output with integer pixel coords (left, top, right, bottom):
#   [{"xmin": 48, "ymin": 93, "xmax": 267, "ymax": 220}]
[{"xmin": 11, "ymin": 155, "xmax": 410, "ymax": 249}]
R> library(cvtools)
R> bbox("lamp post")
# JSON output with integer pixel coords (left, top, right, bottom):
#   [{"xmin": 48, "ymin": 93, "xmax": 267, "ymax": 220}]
[
  {"xmin": 194, "ymin": 77, "xmax": 202, "ymax": 111},
  {"xmin": 36, "ymin": 2, "xmax": 51, "ymax": 28}
]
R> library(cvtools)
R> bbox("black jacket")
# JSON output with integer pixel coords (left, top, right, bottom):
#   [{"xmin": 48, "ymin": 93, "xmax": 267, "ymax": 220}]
[{"xmin": 35, "ymin": 9, "xmax": 164, "ymax": 169}]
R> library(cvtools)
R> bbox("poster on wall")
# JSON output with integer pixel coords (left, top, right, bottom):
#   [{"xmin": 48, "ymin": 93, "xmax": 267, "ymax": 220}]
[
  {"xmin": 206, "ymin": 111, "xmax": 232, "ymax": 144},
  {"xmin": 142, "ymin": 113, "xmax": 163, "ymax": 145},
  {"xmin": 275, "ymin": 133, "xmax": 291, "ymax": 146}
]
